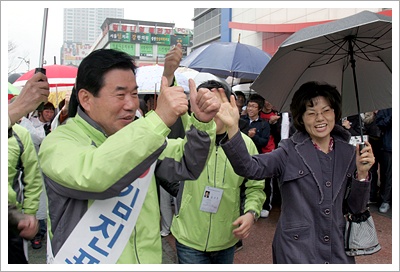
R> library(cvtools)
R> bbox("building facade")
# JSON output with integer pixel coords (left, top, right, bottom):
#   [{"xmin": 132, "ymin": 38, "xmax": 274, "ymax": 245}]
[
  {"xmin": 63, "ymin": 8, "xmax": 124, "ymax": 44},
  {"xmin": 89, "ymin": 18, "xmax": 193, "ymax": 67},
  {"xmin": 62, "ymin": 8, "xmax": 124, "ymax": 66},
  {"xmin": 191, "ymin": 8, "xmax": 391, "ymax": 55},
  {"xmin": 189, "ymin": 7, "xmax": 392, "ymax": 93}
]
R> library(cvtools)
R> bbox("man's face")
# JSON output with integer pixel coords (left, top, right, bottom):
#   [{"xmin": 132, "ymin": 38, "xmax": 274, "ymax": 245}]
[
  {"xmin": 264, "ymin": 100, "xmax": 273, "ymax": 111},
  {"xmin": 84, "ymin": 69, "xmax": 139, "ymax": 136},
  {"xmin": 246, "ymin": 101, "xmax": 260, "ymax": 119},
  {"xmin": 236, "ymin": 95, "xmax": 245, "ymax": 108},
  {"xmin": 146, "ymin": 96, "xmax": 156, "ymax": 111}
]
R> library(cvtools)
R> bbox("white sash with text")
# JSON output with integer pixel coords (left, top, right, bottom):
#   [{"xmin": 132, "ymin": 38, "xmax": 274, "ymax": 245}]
[{"xmin": 47, "ymin": 162, "xmax": 156, "ymax": 264}]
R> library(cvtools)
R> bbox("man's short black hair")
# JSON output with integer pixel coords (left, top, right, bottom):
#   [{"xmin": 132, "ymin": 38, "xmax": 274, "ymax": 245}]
[
  {"xmin": 247, "ymin": 93, "xmax": 264, "ymax": 111},
  {"xmin": 69, "ymin": 49, "xmax": 137, "ymax": 117},
  {"xmin": 197, "ymin": 80, "xmax": 237, "ymax": 100}
]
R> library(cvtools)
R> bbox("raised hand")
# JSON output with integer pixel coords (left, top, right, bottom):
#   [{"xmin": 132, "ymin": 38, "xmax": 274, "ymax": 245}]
[
  {"xmin": 215, "ymin": 89, "xmax": 240, "ymax": 138},
  {"xmin": 356, "ymin": 141, "xmax": 375, "ymax": 180},
  {"xmin": 155, "ymin": 76, "xmax": 188, "ymax": 127},
  {"xmin": 163, "ymin": 43, "xmax": 183, "ymax": 86},
  {"xmin": 189, "ymin": 79, "xmax": 221, "ymax": 123},
  {"xmin": 9, "ymin": 72, "xmax": 50, "ymax": 125}
]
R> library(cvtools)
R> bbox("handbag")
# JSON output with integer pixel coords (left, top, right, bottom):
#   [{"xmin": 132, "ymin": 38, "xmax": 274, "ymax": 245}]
[{"xmin": 343, "ymin": 177, "xmax": 381, "ymax": 256}]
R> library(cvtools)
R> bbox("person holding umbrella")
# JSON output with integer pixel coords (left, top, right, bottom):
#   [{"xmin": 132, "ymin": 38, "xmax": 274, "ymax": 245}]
[
  {"xmin": 7, "ymin": 72, "xmax": 49, "ymax": 263},
  {"xmin": 216, "ymin": 81, "xmax": 375, "ymax": 264},
  {"xmin": 8, "ymin": 72, "xmax": 50, "ymax": 129}
]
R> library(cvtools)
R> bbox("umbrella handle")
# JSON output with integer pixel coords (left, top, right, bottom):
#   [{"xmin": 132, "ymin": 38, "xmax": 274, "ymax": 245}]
[
  {"xmin": 358, "ymin": 142, "xmax": 368, "ymax": 164},
  {"xmin": 35, "ymin": 67, "xmax": 46, "ymax": 75},
  {"xmin": 359, "ymin": 142, "xmax": 365, "ymax": 153},
  {"xmin": 34, "ymin": 67, "xmax": 47, "ymax": 111}
]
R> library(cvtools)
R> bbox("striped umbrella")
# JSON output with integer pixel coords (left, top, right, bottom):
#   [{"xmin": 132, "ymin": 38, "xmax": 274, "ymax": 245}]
[
  {"xmin": 13, "ymin": 64, "xmax": 77, "ymax": 107},
  {"xmin": 8, "ymin": 82, "xmax": 20, "ymax": 101}
]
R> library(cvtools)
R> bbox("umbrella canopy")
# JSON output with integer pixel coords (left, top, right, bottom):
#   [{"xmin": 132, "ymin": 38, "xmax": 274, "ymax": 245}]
[
  {"xmin": 180, "ymin": 42, "xmax": 272, "ymax": 81},
  {"xmin": 251, "ymin": 10, "xmax": 392, "ymax": 118},
  {"xmin": 136, "ymin": 65, "xmax": 189, "ymax": 94},
  {"xmin": 8, "ymin": 82, "xmax": 20, "ymax": 101},
  {"xmin": 177, "ymin": 67, "xmax": 227, "ymax": 87},
  {"xmin": 14, "ymin": 64, "xmax": 77, "ymax": 89},
  {"xmin": 8, "ymin": 82, "xmax": 20, "ymax": 95},
  {"xmin": 13, "ymin": 64, "xmax": 77, "ymax": 107}
]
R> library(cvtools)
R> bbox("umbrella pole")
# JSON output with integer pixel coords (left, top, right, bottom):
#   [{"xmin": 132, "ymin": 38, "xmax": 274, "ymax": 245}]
[
  {"xmin": 154, "ymin": 83, "xmax": 157, "ymax": 109},
  {"xmin": 56, "ymin": 85, "xmax": 59, "ymax": 110},
  {"xmin": 347, "ymin": 36, "xmax": 365, "ymax": 151},
  {"xmin": 35, "ymin": 8, "xmax": 49, "ymax": 111}
]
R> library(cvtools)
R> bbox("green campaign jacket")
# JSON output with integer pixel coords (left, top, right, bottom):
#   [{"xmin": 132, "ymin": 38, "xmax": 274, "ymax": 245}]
[
  {"xmin": 8, "ymin": 124, "xmax": 43, "ymax": 215},
  {"xmin": 171, "ymin": 132, "xmax": 265, "ymax": 252},
  {"xmin": 39, "ymin": 107, "xmax": 216, "ymax": 264}
]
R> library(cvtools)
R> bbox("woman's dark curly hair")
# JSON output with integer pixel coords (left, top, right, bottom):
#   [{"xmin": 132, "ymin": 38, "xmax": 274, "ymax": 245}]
[{"xmin": 290, "ymin": 81, "xmax": 342, "ymax": 133}]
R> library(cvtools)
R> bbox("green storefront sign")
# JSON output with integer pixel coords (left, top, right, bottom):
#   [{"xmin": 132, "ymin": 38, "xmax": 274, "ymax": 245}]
[
  {"xmin": 170, "ymin": 34, "xmax": 192, "ymax": 47},
  {"xmin": 157, "ymin": 45, "xmax": 170, "ymax": 57},
  {"xmin": 110, "ymin": 42, "xmax": 136, "ymax": 55},
  {"xmin": 140, "ymin": 44, "xmax": 153, "ymax": 56},
  {"xmin": 131, "ymin": 33, "xmax": 151, "ymax": 44},
  {"xmin": 112, "ymin": 31, "xmax": 190, "ymax": 46},
  {"xmin": 109, "ymin": 31, "xmax": 130, "ymax": 43},
  {"xmin": 109, "ymin": 30, "xmax": 192, "ymax": 57},
  {"xmin": 150, "ymin": 34, "xmax": 170, "ymax": 45}
]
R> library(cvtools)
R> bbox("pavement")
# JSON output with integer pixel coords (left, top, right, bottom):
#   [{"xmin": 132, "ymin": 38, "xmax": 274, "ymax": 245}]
[
  {"xmin": 26, "ymin": 202, "xmax": 392, "ymax": 265},
  {"xmin": 26, "ymin": 233, "xmax": 178, "ymax": 264}
]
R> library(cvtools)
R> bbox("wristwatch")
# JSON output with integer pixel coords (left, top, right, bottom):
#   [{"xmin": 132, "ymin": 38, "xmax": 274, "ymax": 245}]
[{"xmin": 247, "ymin": 210, "xmax": 259, "ymax": 222}]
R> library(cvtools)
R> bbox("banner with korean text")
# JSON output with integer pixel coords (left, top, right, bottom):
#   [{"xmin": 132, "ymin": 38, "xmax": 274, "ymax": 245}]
[{"xmin": 47, "ymin": 162, "xmax": 156, "ymax": 264}]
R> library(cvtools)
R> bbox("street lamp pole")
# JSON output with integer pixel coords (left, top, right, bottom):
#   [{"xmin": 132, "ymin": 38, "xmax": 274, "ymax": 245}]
[{"xmin": 18, "ymin": 57, "xmax": 30, "ymax": 71}]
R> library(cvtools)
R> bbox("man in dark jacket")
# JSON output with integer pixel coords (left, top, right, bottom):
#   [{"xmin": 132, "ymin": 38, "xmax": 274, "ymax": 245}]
[
  {"xmin": 241, "ymin": 94, "xmax": 270, "ymax": 154},
  {"xmin": 376, "ymin": 108, "xmax": 392, "ymax": 213}
]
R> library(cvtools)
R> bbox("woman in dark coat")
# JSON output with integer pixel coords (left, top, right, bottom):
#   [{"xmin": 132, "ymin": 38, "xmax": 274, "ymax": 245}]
[{"xmin": 217, "ymin": 81, "xmax": 375, "ymax": 264}]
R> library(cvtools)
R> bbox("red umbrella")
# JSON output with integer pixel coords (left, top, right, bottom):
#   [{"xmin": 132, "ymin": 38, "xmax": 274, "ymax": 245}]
[
  {"xmin": 14, "ymin": 64, "xmax": 78, "ymax": 89},
  {"xmin": 13, "ymin": 64, "xmax": 78, "ymax": 107}
]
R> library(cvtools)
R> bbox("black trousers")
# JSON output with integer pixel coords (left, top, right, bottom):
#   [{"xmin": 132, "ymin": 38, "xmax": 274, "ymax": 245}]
[
  {"xmin": 263, "ymin": 177, "xmax": 281, "ymax": 210},
  {"xmin": 8, "ymin": 229, "xmax": 27, "ymax": 264},
  {"xmin": 380, "ymin": 150, "xmax": 392, "ymax": 204}
]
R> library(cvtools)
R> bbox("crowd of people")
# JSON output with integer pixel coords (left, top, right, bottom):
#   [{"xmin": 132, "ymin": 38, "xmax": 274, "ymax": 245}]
[{"xmin": 7, "ymin": 42, "xmax": 391, "ymax": 265}]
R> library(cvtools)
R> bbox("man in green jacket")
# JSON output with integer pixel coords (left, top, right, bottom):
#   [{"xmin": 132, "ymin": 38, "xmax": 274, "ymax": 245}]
[
  {"xmin": 170, "ymin": 80, "xmax": 266, "ymax": 264},
  {"xmin": 8, "ymin": 72, "xmax": 49, "ymax": 263},
  {"xmin": 38, "ymin": 48, "xmax": 220, "ymax": 264},
  {"xmin": 8, "ymin": 124, "xmax": 43, "ymax": 263}
]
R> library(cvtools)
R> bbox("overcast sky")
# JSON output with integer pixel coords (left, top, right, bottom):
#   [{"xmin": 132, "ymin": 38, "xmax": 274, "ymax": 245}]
[
  {"xmin": 1, "ymin": 3, "xmax": 399, "ymax": 265},
  {"xmin": 3, "ymin": 1, "xmax": 201, "ymax": 73},
  {"xmin": 3, "ymin": 1, "xmax": 397, "ymax": 73}
]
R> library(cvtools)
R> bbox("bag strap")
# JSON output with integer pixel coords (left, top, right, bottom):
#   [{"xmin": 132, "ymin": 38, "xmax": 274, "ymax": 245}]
[
  {"xmin": 12, "ymin": 129, "xmax": 25, "ymax": 170},
  {"xmin": 11, "ymin": 129, "xmax": 25, "ymax": 206}
]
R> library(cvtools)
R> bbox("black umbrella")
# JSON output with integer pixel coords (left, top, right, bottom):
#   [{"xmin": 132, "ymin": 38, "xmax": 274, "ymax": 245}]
[{"xmin": 251, "ymin": 10, "xmax": 392, "ymax": 149}]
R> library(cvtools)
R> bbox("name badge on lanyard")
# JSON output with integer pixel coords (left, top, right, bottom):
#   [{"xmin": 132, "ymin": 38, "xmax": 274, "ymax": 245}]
[{"xmin": 200, "ymin": 186, "xmax": 223, "ymax": 213}]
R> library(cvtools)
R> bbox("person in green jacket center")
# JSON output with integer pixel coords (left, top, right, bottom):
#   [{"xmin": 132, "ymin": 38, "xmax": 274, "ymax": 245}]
[
  {"xmin": 170, "ymin": 79, "xmax": 266, "ymax": 264},
  {"xmin": 38, "ymin": 47, "xmax": 220, "ymax": 264}
]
